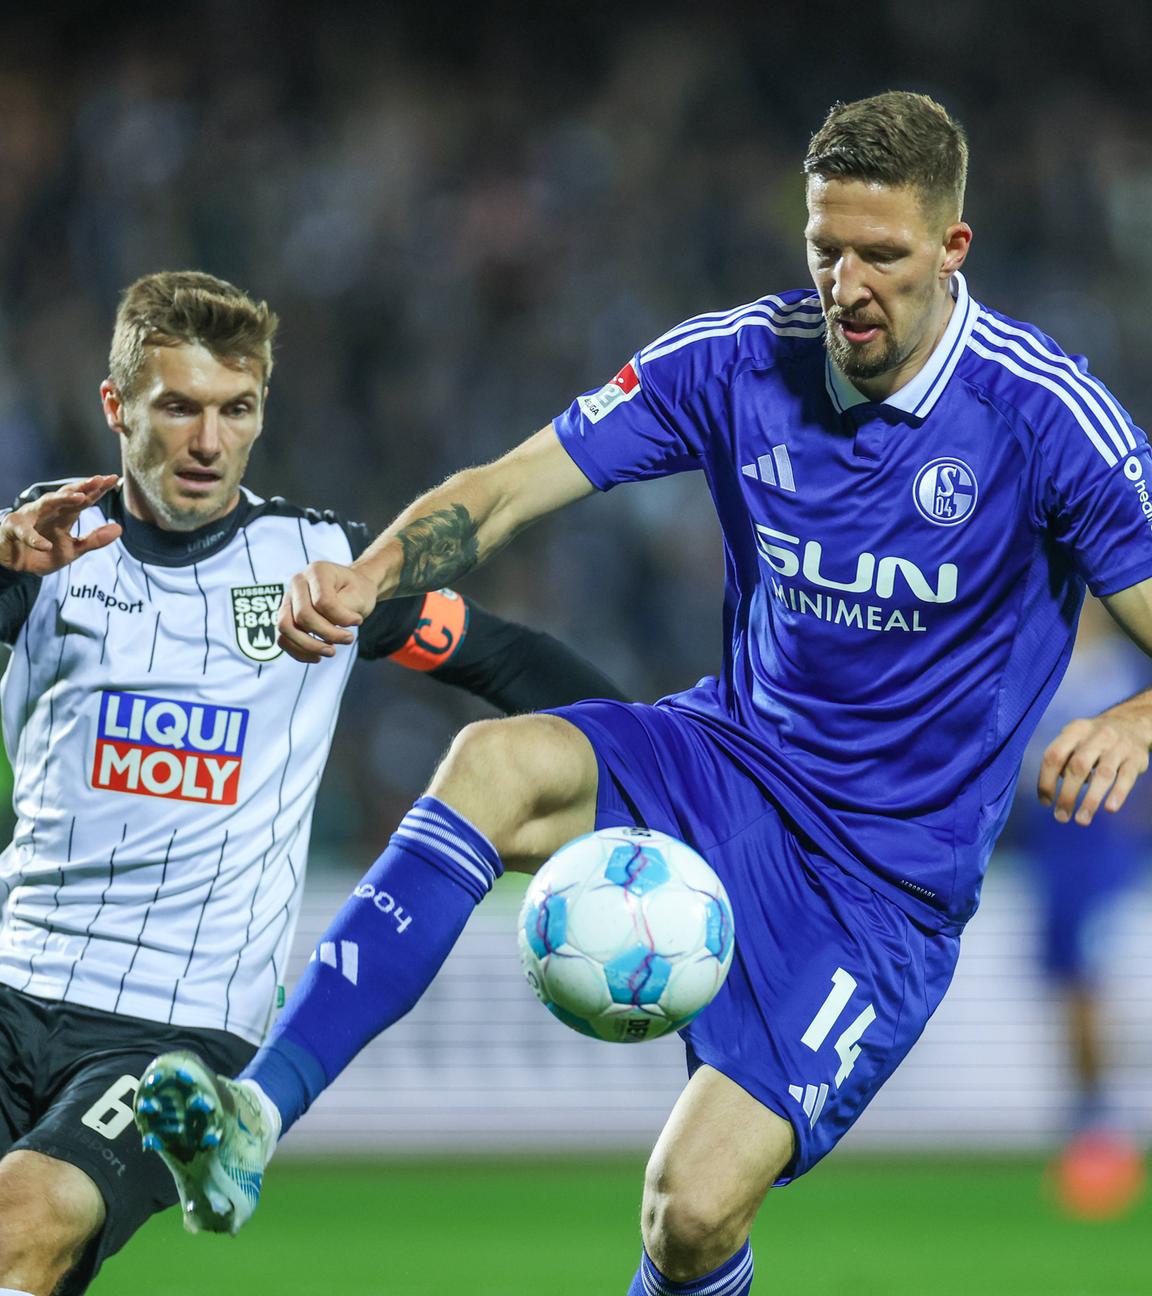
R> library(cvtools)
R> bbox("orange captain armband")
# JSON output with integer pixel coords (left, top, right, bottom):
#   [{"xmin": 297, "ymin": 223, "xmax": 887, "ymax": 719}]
[{"xmin": 387, "ymin": 588, "xmax": 469, "ymax": 671}]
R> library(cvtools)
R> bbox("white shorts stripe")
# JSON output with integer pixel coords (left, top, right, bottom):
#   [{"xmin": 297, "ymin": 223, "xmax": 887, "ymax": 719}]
[
  {"xmin": 966, "ymin": 337, "xmax": 1119, "ymax": 467},
  {"xmin": 973, "ymin": 317, "xmax": 1133, "ymax": 457}
]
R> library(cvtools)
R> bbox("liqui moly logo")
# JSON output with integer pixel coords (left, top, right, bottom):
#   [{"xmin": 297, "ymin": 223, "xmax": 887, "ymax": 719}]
[{"xmin": 92, "ymin": 692, "xmax": 249, "ymax": 805}]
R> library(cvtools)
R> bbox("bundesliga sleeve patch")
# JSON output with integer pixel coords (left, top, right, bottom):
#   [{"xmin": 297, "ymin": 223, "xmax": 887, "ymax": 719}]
[
  {"xmin": 577, "ymin": 360, "xmax": 641, "ymax": 424},
  {"xmin": 388, "ymin": 589, "xmax": 468, "ymax": 671},
  {"xmin": 93, "ymin": 691, "xmax": 248, "ymax": 805}
]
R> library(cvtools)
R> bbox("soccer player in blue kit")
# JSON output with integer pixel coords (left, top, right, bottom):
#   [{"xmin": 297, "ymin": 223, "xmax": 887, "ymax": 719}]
[
  {"xmin": 1014, "ymin": 596, "xmax": 1150, "ymax": 1215},
  {"xmin": 141, "ymin": 91, "xmax": 1152, "ymax": 1294}
]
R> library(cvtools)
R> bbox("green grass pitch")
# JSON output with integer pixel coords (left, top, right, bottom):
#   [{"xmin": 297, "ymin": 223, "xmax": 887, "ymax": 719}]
[{"xmin": 94, "ymin": 1154, "xmax": 1151, "ymax": 1296}]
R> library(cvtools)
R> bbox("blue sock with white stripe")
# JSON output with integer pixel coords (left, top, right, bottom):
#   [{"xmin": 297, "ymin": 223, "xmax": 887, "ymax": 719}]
[
  {"xmin": 240, "ymin": 796, "xmax": 502, "ymax": 1135},
  {"xmin": 627, "ymin": 1242, "xmax": 754, "ymax": 1296}
]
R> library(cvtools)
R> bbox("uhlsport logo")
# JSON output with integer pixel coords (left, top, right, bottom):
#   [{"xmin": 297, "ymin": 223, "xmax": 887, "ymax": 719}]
[
  {"xmin": 92, "ymin": 692, "xmax": 248, "ymax": 804},
  {"xmin": 913, "ymin": 457, "xmax": 978, "ymax": 527},
  {"xmin": 69, "ymin": 583, "xmax": 145, "ymax": 614},
  {"xmin": 231, "ymin": 584, "xmax": 284, "ymax": 662},
  {"xmin": 578, "ymin": 360, "xmax": 641, "ymax": 424}
]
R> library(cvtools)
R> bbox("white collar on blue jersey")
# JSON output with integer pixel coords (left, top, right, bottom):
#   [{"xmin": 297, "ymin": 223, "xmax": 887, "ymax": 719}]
[{"xmin": 825, "ymin": 271, "xmax": 977, "ymax": 419}]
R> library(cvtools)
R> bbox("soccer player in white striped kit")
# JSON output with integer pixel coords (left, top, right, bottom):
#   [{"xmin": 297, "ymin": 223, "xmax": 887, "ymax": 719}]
[{"xmin": 0, "ymin": 271, "xmax": 626, "ymax": 1296}]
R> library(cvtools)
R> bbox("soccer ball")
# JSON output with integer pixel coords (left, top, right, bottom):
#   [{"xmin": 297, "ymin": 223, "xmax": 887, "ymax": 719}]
[{"xmin": 517, "ymin": 826, "xmax": 735, "ymax": 1043}]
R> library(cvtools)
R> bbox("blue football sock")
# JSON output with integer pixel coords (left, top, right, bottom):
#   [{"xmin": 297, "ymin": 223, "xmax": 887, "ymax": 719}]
[
  {"xmin": 627, "ymin": 1242, "xmax": 754, "ymax": 1296},
  {"xmin": 240, "ymin": 796, "xmax": 502, "ymax": 1134}
]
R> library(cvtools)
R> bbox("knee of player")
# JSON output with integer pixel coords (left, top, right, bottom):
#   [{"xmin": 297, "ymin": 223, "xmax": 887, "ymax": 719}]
[
  {"xmin": 641, "ymin": 1168, "xmax": 751, "ymax": 1280},
  {"xmin": 0, "ymin": 1166, "xmax": 101, "ymax": 1280},
  {"xmin": 435, "ymin": 715, "xmax": 583, "ymax": 810},
  {"xmin": 439, "ymin": 717, "xmax": 514, "ymax": 775}
]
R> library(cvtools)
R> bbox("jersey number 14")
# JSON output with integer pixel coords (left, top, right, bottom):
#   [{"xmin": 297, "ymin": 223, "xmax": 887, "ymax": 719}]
[{"xmin": 801, "ymin": 967, "xmax": 876, "ymax": 1087}]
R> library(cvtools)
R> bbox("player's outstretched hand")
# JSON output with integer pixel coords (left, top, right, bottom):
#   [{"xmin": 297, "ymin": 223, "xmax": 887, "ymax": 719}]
[
  {"xmin": 1037, "ymin": 708, "xmax": 1152, "ymax": 826},
  {"xmin": 278, "ymin": 561, "xmax": 379, "ymax": 663},
  {"xmin": 0, "ymin": 475, "xmax": 122, "ymax": 575}
]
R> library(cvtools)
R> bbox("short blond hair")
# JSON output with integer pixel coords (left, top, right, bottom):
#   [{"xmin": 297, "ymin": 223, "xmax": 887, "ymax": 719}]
[
  {"xmin": 804, "ymin": 91, "xmax": 968, "ymax": 220},
  {"xmin": 109, "ymin": 271, "xmax": 279, "ymax": 399}
]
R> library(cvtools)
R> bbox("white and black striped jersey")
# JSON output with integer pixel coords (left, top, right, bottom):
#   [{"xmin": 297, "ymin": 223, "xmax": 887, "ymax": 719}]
[{"xmin": 0, "ymin": 483, "xmax": 624, "ymax": 1043}]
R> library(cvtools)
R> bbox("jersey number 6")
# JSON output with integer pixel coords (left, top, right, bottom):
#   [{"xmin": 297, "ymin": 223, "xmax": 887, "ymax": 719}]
[{"xmin": 80, "ymin": 1074, "xmax": 141, "ymax": 1140}]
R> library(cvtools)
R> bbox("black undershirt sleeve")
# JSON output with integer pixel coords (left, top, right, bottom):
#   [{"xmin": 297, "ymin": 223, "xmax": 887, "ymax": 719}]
[
  {"xmin": 0, "ymin": 561, "xmax": 40, "ymax": 645},
  {"xmin": 361, "ymin": 592, "xmax": 631, "ymax": 713},
  {"xmin": 357, "ymin": 594, "xmax": 427, "ymax": 660},
  {"xmin": 0, "ymin": 492, "xmax": 54, "ymax": 644},
  {"xmin": 426, "ymin": 600, "xmax": 631, "ymax": 714}
]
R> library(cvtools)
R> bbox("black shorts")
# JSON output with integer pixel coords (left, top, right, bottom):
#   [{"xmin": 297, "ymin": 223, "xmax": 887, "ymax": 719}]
[{"xmin": 0, "ymin": 983, "xmax": 256, "ymax": 1293}]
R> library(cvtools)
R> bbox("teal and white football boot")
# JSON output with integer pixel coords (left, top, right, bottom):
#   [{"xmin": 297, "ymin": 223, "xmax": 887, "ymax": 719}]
[{"xmin": 134, "ymin": 1050, "xmax": 277, "ymax": 1235}]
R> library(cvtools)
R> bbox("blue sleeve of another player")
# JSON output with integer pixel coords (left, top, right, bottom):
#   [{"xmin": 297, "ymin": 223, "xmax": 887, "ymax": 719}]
[
  {"xmin": 553, "ymin": 294, "xmax": 819, "ymax": 490},
  {"xmin": 553, "ymin": 349, "xmax": 706, "ymax": 490},
  {"xmin": 1038, "ymin": 371, "xmax": 1152, "ymax": 597},
  {"xmin": 551, "ymin": 298, "xmax": 778, "ymax": 491}
]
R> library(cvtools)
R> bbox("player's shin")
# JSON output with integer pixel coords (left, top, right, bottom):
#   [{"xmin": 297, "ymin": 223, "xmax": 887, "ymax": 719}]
[
  {"xmin": 626, "ymin": 1242, "xmax": 754, "ymax": 1296},
  {"xmin": 241, "ymin": 795, "xmax": 503, "ymax": 1135}
]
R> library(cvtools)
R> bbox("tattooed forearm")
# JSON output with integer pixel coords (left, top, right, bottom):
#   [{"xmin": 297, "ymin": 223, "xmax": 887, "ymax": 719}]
[{"xmin": 394, "ymin": 504, "xmax": 480, "ymax": 596}]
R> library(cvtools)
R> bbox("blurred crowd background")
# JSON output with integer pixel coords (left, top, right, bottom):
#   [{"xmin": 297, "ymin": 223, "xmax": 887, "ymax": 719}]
[{"xmin": 2, "ymin": 0, "xmax": 1152, "ymax": 850}]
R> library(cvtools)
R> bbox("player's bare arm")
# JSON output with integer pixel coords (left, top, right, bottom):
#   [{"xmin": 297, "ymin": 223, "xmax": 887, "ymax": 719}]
[
  {"xmin": 393, "ymin": 502, "xmax": 480, "ymax": 595},
  {"xmin": 1037, "ymin": 578, "xmax": 1152, "ymax": 825},
  {"xmin": 279, "ymin": 424, "xmax": 594, "ymax": 662},
  {"xmin": 0, "ymin": 475, "xmax": 122, "ymax": 576}
]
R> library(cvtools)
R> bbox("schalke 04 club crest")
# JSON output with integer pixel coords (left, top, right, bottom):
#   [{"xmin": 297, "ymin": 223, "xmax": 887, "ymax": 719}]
[{"xmin": 912, "ymin": 457, "xmax": 978, "ymax": 527}]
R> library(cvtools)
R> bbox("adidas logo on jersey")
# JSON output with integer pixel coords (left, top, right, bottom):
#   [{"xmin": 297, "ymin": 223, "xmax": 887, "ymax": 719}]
[
  {"xmin": 788, "ymin": 1081, "xmax": 830, "ymax": 1127},
  {"xmin": 92, "ymin": 691, "xmax": 248, "ymax": 805},
  {"xmin": 741, "ymin": 444, "xmax": 796, "ymax": 491}
]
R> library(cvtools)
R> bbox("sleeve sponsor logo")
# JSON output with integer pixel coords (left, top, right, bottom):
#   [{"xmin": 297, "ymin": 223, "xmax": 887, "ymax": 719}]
[
  {"xmin": 577, "ymin": 360, "xmax": 641, "ymax": 425},
  {"xmin": 1122, "ymin": 455, "xmax": 1152, "ymax": 536},
  {"xmin": 92, "ymin": 691, "xmax": 248, "ymax": 804},
  {"xmin": 231, "ymin": 584, "xmax": 285, "ymax": 662}
]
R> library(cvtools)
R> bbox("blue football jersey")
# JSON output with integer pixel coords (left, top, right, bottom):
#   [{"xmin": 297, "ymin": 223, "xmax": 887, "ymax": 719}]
[{"xmin": 553, "ymin": 273, "xmax": 1152, "ymax": 932}]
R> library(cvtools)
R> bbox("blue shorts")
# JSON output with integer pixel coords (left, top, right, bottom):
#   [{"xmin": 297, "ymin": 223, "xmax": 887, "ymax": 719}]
[
  {"xmin": 549, "ymin": 698, "xmax": 961, "ymax": 1183},
  {"xmin": 1020, "ymin": 809, "xmax": 1145, "ymax": 982}
]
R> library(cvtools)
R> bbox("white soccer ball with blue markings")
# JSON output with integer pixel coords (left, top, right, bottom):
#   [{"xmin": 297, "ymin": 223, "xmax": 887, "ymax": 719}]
[{"xmin": 517, "ymin": 826, "xmax": 735, "ymax": 1043}]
